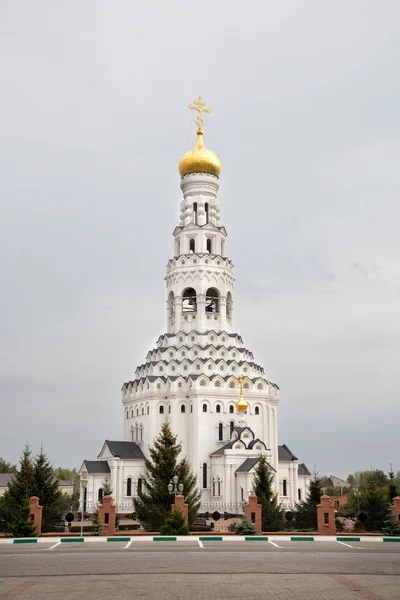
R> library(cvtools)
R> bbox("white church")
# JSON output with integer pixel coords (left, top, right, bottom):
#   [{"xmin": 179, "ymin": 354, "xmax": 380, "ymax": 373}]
[{"xmin": 79, "ymin": 98, "xmax": 311, "ymax": 520}]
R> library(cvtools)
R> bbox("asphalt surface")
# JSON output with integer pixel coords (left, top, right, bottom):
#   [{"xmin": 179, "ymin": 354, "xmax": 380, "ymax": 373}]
[{"xmin": 1, "ymin": 541, "xmax": 400, "ymax": 599}]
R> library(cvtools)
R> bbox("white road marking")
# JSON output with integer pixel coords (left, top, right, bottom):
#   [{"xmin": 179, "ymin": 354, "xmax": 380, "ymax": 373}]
[
  {"xmin": 198, "ymin": 540, "xmax": 204, "ymax": 548},
  {"xmin": 268, "ymin": 540, "xmax": 284, "ymax": 548},
  {"xmin": 337, "ymin": 541, "xmax": 354, "ymax": 548},
  {"xmin": 124, "ymin": 540, "xmax": 133, "ymax": 549},
  {"xmin": 48, "ymin": 542, "xmax": 61, "ymax": 550}
]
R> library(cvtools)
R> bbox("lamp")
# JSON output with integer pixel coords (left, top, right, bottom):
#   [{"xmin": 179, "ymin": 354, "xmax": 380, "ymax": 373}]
[{"xmin": 80, "ymin": 477, "xmax": 88, "ymax": 538}]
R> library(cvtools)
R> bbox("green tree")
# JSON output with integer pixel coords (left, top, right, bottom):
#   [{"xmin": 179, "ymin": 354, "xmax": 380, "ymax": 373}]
[
  {"xmin": 382, "ymin": 506, "xmax": 400, "ymax": 536},
  {"xmin": 134, "ymin": 422, "xmax": 200, "ymax": 531},
  {"xmin": 363, "ymin": 481, "xmax": 387, "ymax": 532},
  {"xmin": 252, "ymin": 456, "xmax": 283, "ymax": 531},
  {"xmin": 0, "ymin": 457, "xmax": 17, "ymax": 474},
  {"xmin": 176, "ymin": 457, "xmax": 201, "ymax": 527},
  {"xmin": 235, "ymin": 518, "xmax": 257, "ymax": 535},
  {"xmin": 102, "ymin": 478, "xmax": 113, "ymax": 496},
  {"xmin": 33, "ymin": 447, "xmax": 62, "ymax": 532},
  {"xmin": 2, "ymin": 445, "xmax": 36, "ymax": 512},
  {"xmin": 160, "ymin": 508, "xmax": 189, "ymax": 535},
  {"xmin": 11, "ymin": 497, "xmax": 37, "ymax": 538},
  {"xmin": 293, "ymin": 474, "xmax": 322, "ymax": 531},
  {"xmin": 91, "ymin": 509, "xmax": 102, "ymax": 536},
  {"xmin": 388, "ymin": 468, "xmax": 399, "ymax": 503}
]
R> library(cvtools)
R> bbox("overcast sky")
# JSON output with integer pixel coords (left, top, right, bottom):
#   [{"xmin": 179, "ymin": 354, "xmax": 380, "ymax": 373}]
[{"xmin": 1, "ymin": 1, "xmax": 399, "ymax": 478}]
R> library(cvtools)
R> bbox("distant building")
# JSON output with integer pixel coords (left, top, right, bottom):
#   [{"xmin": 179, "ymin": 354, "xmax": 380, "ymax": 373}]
[
  {"xmin": 58, "ymin": 480, "xmax": 74, "ymax": 495},
  {"xmin": 0, "ymin": 474, "xmax": 13, "ymax": 497}
]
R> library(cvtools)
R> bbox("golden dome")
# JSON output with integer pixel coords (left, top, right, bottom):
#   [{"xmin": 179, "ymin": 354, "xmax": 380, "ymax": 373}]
[
  {"xmin": 236, "ymin": 393, "xmax": 248, "ymax": 413},
  {"xmin": 179, "ymin": 129, "xmax": 222, "ymax": 178}
]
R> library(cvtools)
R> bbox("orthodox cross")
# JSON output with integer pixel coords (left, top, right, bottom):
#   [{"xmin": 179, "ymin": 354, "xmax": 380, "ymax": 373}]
[
  {"xmin": 236, "ymin": 374, "xmax": 244, "ymax": 396},
  {"xmin": 188, "ymin": 96, "xmax": 211, "ymax": 131}
]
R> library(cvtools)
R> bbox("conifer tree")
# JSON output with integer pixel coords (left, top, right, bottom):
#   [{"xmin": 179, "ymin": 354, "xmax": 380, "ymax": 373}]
[
  {"xmin": 91, "ymin": 509, "xmax": 102, "ymax": 536},
  {"xmin": 382, "ymin": 505, "xmax": 400, "ymax": 536},
  {"xmin": 160, "ymin": 508, "xmax": 189, "ymax": 535},
  {"xmin": 33, "ymin": 447, "xmax": 61, "ymax": 532},
  {"xmin": 11, "ymin": 497, "xmax": 37, "ymax": 538},
  {"xmin": 176, "ymin": 457, "xmax": 201, "ymax": 527},
  {"xmin": 293, "ymin": 473, "xmax": 322, "ymax": 531},
  {"xmin": 134, "ymin": 422, "xmax": 200, "ymax": 531},
  {"xmin": 252, "ymin": 456, "xmax": 283, "ymax": 531},
  {"xmin": 102, "ymin": 478, "xmax": 113, "ymax": 496},
  {"xmin": 2, "ymin": 445, "xmax": 36, "ymax": 512},
  {"xmin": 364, "ymin": 481, "xmax": 387, "ymax": 532}
]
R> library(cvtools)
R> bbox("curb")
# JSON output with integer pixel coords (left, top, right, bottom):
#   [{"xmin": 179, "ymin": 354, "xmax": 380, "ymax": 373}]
[{"xmin": 1, "ymin": 536, "xmax": 399, "ymax": 544}]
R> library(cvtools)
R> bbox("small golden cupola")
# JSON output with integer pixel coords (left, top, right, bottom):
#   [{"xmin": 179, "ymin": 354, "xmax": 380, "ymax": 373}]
[
  {"xmin": 235, "ymin": 375, "xmax": 249, "ymax": 413},
  {"xmin": 178, "ymin": 96, "xmax": 222, "ymax": 178}
]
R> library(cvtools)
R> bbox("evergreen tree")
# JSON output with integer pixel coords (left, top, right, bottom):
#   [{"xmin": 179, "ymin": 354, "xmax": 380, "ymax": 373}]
[
  {"xmin": 160, "ymin": 508, "xmax": 189, "ymax": 535},
  {"xmin": 102, "ymin": 478, "xmax": 113, "ymax": 496},
  {"xmin": 388, "ymin": 468, "xmax": 398, "ymax": 503},
  {"xmin": 11, "ymin": 497, "xmax": 37, "ymax": 538},
  {"xmin": 2, "ymin": 445, "xmax": 36, "ymax": 513},
  {"xmin": 134, "ymin": 422, "xmax": 199, "ymax": 531},
  {"xmin": 33, "ymin": 447, "xmax": 61, "ymax": 532},
  {"xmin": 0, "ymin": 457, "xmax": 17, "ymax": 474},
  {"xmin": 252, "ymin": 456, "xmax": 283, "ymax": 532},
  {"xmin": 293, "ymin": 474, "xmax": 322, "ymax": 531},
  {"xmin": 91, "ymin": 509, "xmax": 102, "ymax": 536},
  {"xmin": 382, "ymin": 505, "xmax": 400, "ymax": 536},
  {"xmin": 176, "ymin": 457, "xmax": 201, "ymax": 527},
  {"xmin": 235, "ymin": 518, "xmax": 257, "ymax": 535},
  {"xmin": 363, "ymin": 481, "xmax": 387, "ymax": 532}
]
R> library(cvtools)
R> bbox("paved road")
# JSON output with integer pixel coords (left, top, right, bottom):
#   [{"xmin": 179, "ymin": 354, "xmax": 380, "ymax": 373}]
[{"xmin": 1, "ymin": 541, "xmax": 399, "ymax": 599}]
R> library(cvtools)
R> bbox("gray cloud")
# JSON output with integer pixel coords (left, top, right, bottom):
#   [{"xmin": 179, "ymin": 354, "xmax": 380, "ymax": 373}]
[{"xmin": 1, "ymin": 0, "xmax": 399, "ymax": 477}]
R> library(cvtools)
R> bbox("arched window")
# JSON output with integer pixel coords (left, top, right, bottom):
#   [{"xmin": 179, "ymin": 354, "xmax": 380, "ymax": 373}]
[
  {"xmin": 140, "ymin": 426, "xmax": 143, "ymax": 442},
  {"xmin": 159, "ymin": 405, "xmax": 164, "ymax": 414},
  {"xmin": 168, "ymin": 291, "xmax": 175, "ymax": 318},
  {"xmin": 168, "ymin": 405, "xmax": 171, "ymax": 413},
  {"xmin": 205, "ymin": 202, "xmax": 209, "ymax": 224},
  {"xmin": 137, "ymin": 478, "xmax": 142, "ymax": 495},
  {"xmin": 255, "ymin": 406, "xmax": 260, "ymax": 415},
  {"xmin": 230, "ymin": 421, "xmax": 235, "ymax": 436},
  {"xmin": 216, "ymin": 404, "xmax": 221, "ymax": 413},
  {"xmin": 196, "ymin": 364, "xmax": 201, "ymax": 371},
  {"xmin": 189, "ymin": 238, "xmax": 195, "ymax": 253},
  {"xmin": 218, "ymin": 423, "xmax": 223, "ymax": 441},
  {"xmin": 298, "ymin": 489, "xmax": 302, "ymax": 501},
  {"xmin": 181, "ymin": 405, "xmax": 186, "ymax": 413},
  {"xmin": 212, "ymin": 479, "xmax": 216, "ymax": 496},
  {"xmin": 147, "ymin": 406, "xmax": 149, "ymax": 414},
  {"xmin": 200, "ymin": 379, "xmax": 206, "ymax": 386},
  {"xmin": 193, "ymin": 202, "xmax": 198, "ymax": 224},
  {"xmin": 127, "ymin": 478, "xmax": 132, "ymax": 497},
  {"xmin": 241, "ymin": 487, "xmax": 244, "ymax": 501},
  {"xmin": 205, "ymin": 287, "xmax": 219, "ymax": 313},
  {"xmin": 206, "ymin": 238, "xmax": 212, "ymax": 253},
  {"xmin": 229, "ymin": 405, "xmax": 234, "ymax": 414},
  {"xmin": 126, "ymin": 411, "xmax": 129, "ymax": 420},
  {"xmin": 142, "ymin": 407, "xmax": 144, "ymax": 415},
  {"xmin": 203, "ymin": 403, "xmax": 207, "ymax": 412},
  {"xmin": 182, "ymin": 287, "xmax": 197, "ymax": 313},
  {"xmin": 283, "ymin": 480, "xmax": 287, "ymax": 496},
  {"xmin": 229, "ymin": 381, "xmax": 235, "ymax": 388},
  {"xmin": 217, "ymin": 478, "xmax": 221, "ymax": 496},
  {"xmin": 257, "ymin": 383, "xmax": 263, "ymax": 390},
  {"xmin": 202, "ymin": 463, "xmax": 207, "ymax": 488},
  {"xmin": 98, "ymin": 488, "xmax": 103, "ymax": 502},
  {"xmin": 215, "ymin": 380, "xmax": 221, "ymax": 387}
]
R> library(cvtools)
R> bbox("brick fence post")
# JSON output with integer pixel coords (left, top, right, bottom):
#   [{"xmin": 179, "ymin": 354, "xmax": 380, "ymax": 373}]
[
  {"xmin": 98, "ymin": 495, "xmax": 116, "ymax": 536},
  {"xmin": 392, "ymin": 496, "xmax": 400, "ymax": 521},
  {"xmin": 172, "ymin": 494, "xmax": 189, "ymax": 525},
  {"xmin": 28, "ymin": 496, "xmax": 43, "ymax": 536},
  {"xmin": 244, "ymin": 494, "xmax": 262, "ymax": 534},
  {"xmin": 317, "ymin": 495, "xmax": 336, "ymax": 535}
]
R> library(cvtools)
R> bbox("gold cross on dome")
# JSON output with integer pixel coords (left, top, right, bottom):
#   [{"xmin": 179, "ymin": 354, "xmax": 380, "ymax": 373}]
[
  {"xmin": 236, "ymin": 374, "xmax": 244, "ymax": 396},
  {"xmin": 188, "ymin": 96, "xmax": 211, "ymax": 132}
]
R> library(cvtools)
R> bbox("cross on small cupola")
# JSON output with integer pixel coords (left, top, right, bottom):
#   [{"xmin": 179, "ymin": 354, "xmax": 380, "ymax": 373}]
[{"xmin": 188, "ymin": 96, "xmax": 212, "ymax": 134}]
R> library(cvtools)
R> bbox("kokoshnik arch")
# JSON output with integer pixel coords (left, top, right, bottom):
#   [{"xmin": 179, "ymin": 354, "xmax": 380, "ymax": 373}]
[{"xmin": 79, "ymin": 97, "xmax": 311, "ymax": 518}]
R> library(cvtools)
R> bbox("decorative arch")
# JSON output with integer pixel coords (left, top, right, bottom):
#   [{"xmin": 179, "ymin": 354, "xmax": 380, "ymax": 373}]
[
  {"xmin": 182, "ymin": 287, "xmax": 197, "ymax": 313},
  {"xmin": 205, "ymin": 287, "xmax": 219, "ymax": 313}
]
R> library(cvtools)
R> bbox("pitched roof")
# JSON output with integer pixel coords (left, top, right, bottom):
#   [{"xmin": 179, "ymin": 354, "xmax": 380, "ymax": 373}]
[
  {"xmin": 105, "ymin": 441, "xmax": 145, "ymax": 460},
  {"xmin": 278, "ymin": 444, "xmax": 298, "ymax": 461},
  {"xmin": 84, "ymin": 460, "xmax": 110, "ymax": 474},
  {"xmin": 298, "ymin": 463, "xmax": 311, "ymax": 476},
  {"xmin": 236, "ymin": 457, "xmax": 260, "ymax": 472},
  {"xmin": 58, "ymin": 480, "xmax": 73, "ymax": 486},
  {"xmin": 211, "ymin": 440, "xmax": 235, "ymax": 455},
  {"xmin": 0, "ymin": 473, "xmax": 14, "ymax": 487}
]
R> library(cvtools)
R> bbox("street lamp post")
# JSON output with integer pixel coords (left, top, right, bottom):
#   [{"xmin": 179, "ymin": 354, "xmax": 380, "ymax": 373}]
[
  {"xmin": 80, "ymin": 477, "xmax": 88, "ymax": 538},
  {"xmin": 168, "ymin": 475, "xmax": 183, "ymax": 499}
]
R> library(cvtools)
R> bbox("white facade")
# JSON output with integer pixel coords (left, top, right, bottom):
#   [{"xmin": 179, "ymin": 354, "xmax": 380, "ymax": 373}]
[{"xmin": 79, "ymin": 118, "xmax": 311, "ymax": 517}]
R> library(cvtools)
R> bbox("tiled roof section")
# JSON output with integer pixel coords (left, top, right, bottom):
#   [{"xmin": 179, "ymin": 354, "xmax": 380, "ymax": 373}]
[
  {"xmin": 0, "ymin": 473, "xmax": 14, "ymax": 487},
  {"xmin": 211, "ymin": 440, "xmax": 235, "ymax": 455},
  {"xmin": 84, "ymin": 460, "xmax": 110, "ymax": 474},
  {"xmin": 59, "ymin": 480, "xmax": 73, "ymax": 486},
  {"xmin": 105, "ymin": 441, "xmax": 145, "ymax": 460},
  {"xmin": 298, "ymin": 463, "xmax": 311, "ymax": 476},
  {"xmin": 278, "ymin": 444, "xmax": 298, "ymax": 462},
  {"xmin": 236, "ymin": 457, "xmax": 260, "ymax": 472}
]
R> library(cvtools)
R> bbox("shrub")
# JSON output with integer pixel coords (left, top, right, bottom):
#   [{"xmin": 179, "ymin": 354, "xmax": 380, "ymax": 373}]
[
  {"xmin": 235, "ymin": 518, "xmax": 257, "ymax": 536},
  {"xmin": 160, "ymin": 508, "xmax": 189, "ymax": 536}
]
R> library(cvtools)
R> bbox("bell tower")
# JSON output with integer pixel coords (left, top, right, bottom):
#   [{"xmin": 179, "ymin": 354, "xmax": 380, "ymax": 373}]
[{"xmin": 166, "ymin": 97, "xmax": 234, "ymax": 334}]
